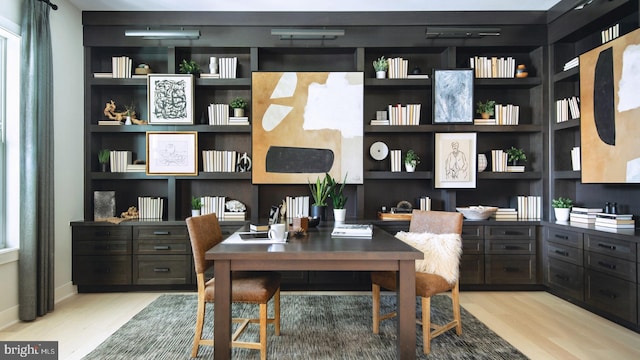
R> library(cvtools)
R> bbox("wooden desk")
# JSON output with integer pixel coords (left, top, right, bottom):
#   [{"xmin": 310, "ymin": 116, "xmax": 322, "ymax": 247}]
[{"xmin": 205, "ymin": 223, "xmax": 423, "ymax": 359}]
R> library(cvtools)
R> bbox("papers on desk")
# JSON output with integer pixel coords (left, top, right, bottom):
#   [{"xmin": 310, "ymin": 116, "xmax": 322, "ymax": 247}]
[
  {"xmin": 223, "ymin": 231, "xmax": 288, "ymax": 244},
  {"xmin": 331, "ymin": 224, "xmax": 373, "ymax": 238}
]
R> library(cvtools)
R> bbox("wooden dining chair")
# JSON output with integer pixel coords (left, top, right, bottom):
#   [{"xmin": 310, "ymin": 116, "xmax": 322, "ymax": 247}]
[
  {"xmin": 186, "ymin": 213, "xmax": 281, "ymax": 360},
  {"xmin": 371, "ymin": 210, "xmax": 463, "ymax": 354}
]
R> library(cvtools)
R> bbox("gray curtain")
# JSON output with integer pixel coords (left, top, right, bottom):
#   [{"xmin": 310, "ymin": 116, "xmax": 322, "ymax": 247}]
[{"xmin": 19, "ymin": 0, "xmax": 55, "ymax": 321}]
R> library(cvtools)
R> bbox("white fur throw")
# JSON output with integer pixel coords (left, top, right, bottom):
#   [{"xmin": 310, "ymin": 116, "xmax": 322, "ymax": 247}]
[{"xmin": 395, "ymin": 231, "xmax": 462, "ymax": 284}]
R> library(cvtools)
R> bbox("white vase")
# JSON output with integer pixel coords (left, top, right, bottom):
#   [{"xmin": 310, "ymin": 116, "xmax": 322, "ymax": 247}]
[
  {"xmin": 478, "ymin": 154, "xmax": 488, "ymax": 172},
  {"xmin": 405, "ymin": 163, "xmax": 416, "ymax": 172},
  {"xmin": 209, "ymin": 56, "xmax": 218, "ymax": 74},
  {"xmin": 191, "ymin": 209, "xmax": 201, "ymax": 217},
  {"xmin": 233, "ymin": 108, "xmax": 244, "ymax": 117},
  {"xmin": 376, "ymin": 70, "xmax": 386, "ymax": 79},
  {"xmin": 333, "ymin": 208, "xmax": 346, "ymax": 223},
  {"xmin": 554, "ymin": 208, "xmax": 570, "ymax": 222}
]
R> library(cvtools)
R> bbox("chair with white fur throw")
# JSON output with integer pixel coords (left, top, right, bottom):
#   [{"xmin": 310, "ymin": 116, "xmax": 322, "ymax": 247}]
[{"xmin": 371, "ymin": 209, "xmax": 463, "ymax": 354}]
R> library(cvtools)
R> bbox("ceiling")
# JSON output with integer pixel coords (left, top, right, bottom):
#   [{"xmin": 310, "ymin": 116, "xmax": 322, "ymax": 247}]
[{"xmin": 66, "ymin": 0, "xmax": 564, "ymax": 12}]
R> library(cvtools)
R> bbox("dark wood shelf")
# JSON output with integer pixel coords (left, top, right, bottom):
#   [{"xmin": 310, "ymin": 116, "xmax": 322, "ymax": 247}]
[
  {"xmin": 365, "ymin": 124, "xmax": 541, "ymax": 133},
  {"xmin": 478, "ymin": 171, "xmax": 542, "ymax": 180},
  {"xmin": 552, "ymin": 118, "xmax": 579, "ymax": 131},
  {"xmin": 364, "ymin": 171, "xmax": 432, "ymax": 180},
  {"xmin": 553, "ymin": 67, "xmax": 579, "ymax": 82},
  {"xmin": 553, "ymin": 170, "xmax": 580, "ymax": 179},
  {"xmin": 90, "ymin": 125, "xmax": 251, "ymax": 133}
]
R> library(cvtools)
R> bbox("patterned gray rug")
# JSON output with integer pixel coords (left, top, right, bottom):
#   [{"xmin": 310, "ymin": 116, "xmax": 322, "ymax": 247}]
[{"xmin": 83, "ymin": 294, "xmax": 527, "ymax": 359}]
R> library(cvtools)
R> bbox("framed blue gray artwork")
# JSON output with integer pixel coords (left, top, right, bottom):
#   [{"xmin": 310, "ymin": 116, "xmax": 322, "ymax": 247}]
[
  {"xmin": 147, "ymin": 74, "xmax": 194, "ymax": 124},
  {"xmin": 432, "ymin": 69, "xmax": 474, "ymax": 124}
]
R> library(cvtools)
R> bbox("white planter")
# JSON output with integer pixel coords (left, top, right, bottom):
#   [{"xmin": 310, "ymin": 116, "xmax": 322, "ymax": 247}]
[
  {"xmin": 405, "ymin": 163, "xmax": 416, "ymax": 172},
  {"xmin": 376, "ymin": 70, "xmax": 386, "ymax": 79},
  {"xmin": 333, "ymin": 209, "xmax": 346, "ymax": 223},
  {"xmin": 233, "ymin": 108, "xmax": 245, "ymax": 117},
  {"xmin": 554, "ymin": 208, "xmax": 570, "ymax": 222},
  {"xmin": 191, "ymin": 209, "xmax": 201, "ymax": 217}
]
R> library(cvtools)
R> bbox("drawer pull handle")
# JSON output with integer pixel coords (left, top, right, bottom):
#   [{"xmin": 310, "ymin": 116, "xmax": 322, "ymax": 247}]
[
  {"xmin": 597, "ymin": 243, "xmax": 616, "ymax": 251},
  {"xmin": 554, "ymin": 250, "xmax": 569, "ymax": 257},
  {"xmin": 597, "ymin": 261, "xmax": 616, "ymax": 270},
  {"xmin": 154, "ymin": 267, "xmax": 170, "ymax": 272},
  {"xmin": 503, "ymin": 245, "xmax": 521, "ymax": 250},
  {"xmin": 153, "ymin": 231, "xmax": 170, "ymax": 235},
  {"xmin": 504, "ymin": 267, "xmax": 520, "ymax": 273},
  {"xmin": 95, "ymin": 231, "xmax": 111, "ymax": 237},
  {"xmin": 503, "ymin": 231, "xmax": 522, "ymax": 236},
  {"xmin": 95, "ymin": 268, "xmax": 110, "ymax": 274},
  {"xmin": 554, "ymin": 234, "xmax": 569, "ymax": 240},
  {"xmin": 153, "ymin": 245, "xmax": 170, "ymax": 250},
  {"xmin": 94, "ymin": 245, "xmax": 111, "ymax": 251},
  {"xmin": 554, "ymin": 274, "xmax": 570, "ymax": 281},
  {"xmin": 598, "ymin": 290, "xmax": 617, "ymax": 299}
]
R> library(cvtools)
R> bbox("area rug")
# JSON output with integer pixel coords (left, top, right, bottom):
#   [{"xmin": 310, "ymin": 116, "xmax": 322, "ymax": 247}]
[{"xmin": 83, "ymin": 294, "xmax": 527, "ymax": 359}]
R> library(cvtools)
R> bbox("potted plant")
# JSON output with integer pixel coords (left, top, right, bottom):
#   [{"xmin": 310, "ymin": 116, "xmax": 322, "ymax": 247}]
[
  {"xmin": 178, "ymin": 59, "xmax": 200, "ymax": 75},
  {"xmin": 124, "ymin": 103, "xmax": 136, "ymax": 125},
  {"xmin": 191, "ymin": 196, "xmax": 202, "ymax": 217},
  {"xmin": 230, "ymin": 97, "xmax": 248, "ymax": 117},
  {"xmin": 506, "ymin": 146, "xmax": 527, "ymax": 165},
  {"xmin": 98, "ymin": 149, "xmax": 110, "ymax": 172},
  {"xmin": 373, "ymin": 56, "xmax": 389, "ymax": 79},
  {"xmin": 552, "ymin": 197, "xmax": 573, "ymax": 222},
  {"xmin": 327, "ymin": 173, "xmax": 348, "ymax": 222},
  {"xmin": 308, "ymin": 173, "xmax": 332, "ymax": 221},
  {"xmin": 476, "ymin": 100, "xmax": 496, "ymax": 119},
  {"xmin": 404, "ymin": 150, "xmax": 420, "ymax": 172}
]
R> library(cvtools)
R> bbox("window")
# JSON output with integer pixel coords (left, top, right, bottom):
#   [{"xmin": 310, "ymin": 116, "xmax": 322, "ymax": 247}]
[{"xmin": 0, "ymin": 18, "xmax": 20, "ymax": 250}]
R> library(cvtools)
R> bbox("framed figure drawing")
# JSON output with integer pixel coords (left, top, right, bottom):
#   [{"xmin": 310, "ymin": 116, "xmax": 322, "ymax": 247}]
[
  {"xmin": 434, "ymin": 132, "xmax": 477, "ymax": 188},
  {"xmin": 432, "ymin": 69, "xmax": 474, "ymax": 124},
  {"xmin": 146, "ymin": 131, "xmax": 198, "ymax": 176},
  {"xmin": 147, "ymin": 74, "xmax": 194, "ymax": 124}
]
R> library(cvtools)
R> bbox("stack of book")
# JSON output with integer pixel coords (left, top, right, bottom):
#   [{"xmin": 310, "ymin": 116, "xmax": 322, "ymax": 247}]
[
  {"xmin": 109, "ymin": 150, "xmax": 132, "ymax": 172},
  {"xmin": 218, "ymin": 57, "xmax": 238, "ymax": 79},
  {"xmin": 202, "ymin": 150, "xmax": 240, "ymax": 172},
  {"xmin": 386, "ymin": 103, "xmax": 421, "ymax": 125},
  {"xmin": 492, "ymin": 208, "xmax": 518, "ymax": 221},
  {"xmin": 494, "ymin": 103, "xmax": 520, "ymax": 125},
  {"xmin": 569, "ymin": 207, "xmax": 602, "ymax": 224},
  {"xmin": 386, "ymin": 57, "xmax": 409, "ymax": 79},
  {"xmin": 370, "ymin": 119, "xmax": 390, "ymax": 125},
  {"xmin": 595, "ymin": 213, "xmax": 635, "ymax": 230},
  {"xmin": 111, "ymin": 56, "xmax": 133, "ymax": 78},
  {"xmin": 601, "ymin": 23, "xmax": 620, "ymax": 44},
  {"xmin": 555, "ymin": 96, "xmax": 580, "ymax": 123},
  {"xmin": 283, "ymin": 195, "xmax": 310, "ymax": 218},
  {"xmin": 563, "ymin": 57, "xmax": 579, "ymax": 71},
  {"xmin": 200, "ymin": 196, "xmax": 226, "ymax": 219},
  {"xmin": 223, "ymin": 211, "xmax": 246, "ymax": 221},
  {"xmin": 474, "ymin": 118, "xmax": 496, "ymax": 125},
  {"xmin": 419, "ymin": 196, "xmax": 431, "ymax": 211},
  {"xmin": 228, "ymin": 116, "xmax": 249, "ymax": 125},
  {"xmin": 331, "ymin": 224, "xmax": 373, "ymax": 238},
  {"xmin": 126, "ymin": 164, "xmax": 146, "ymax": 172},
  {"xmin": 515, "ymin": 195, "xmax": 541, "ymax": 220},
  {"xmin": 207, "ymin": 103, "xmax": 230, "ymax": 125},
  {"xmin": 469, "ymin": 56, "xmax": 515, "ymax": 78},
  {"xmin": 138, "ymin": 196, "xmax": 163, "ymax": 220},
  {"xmin": 390, "ymin": 150, "xmax": 402, "ymax": 172},
  {"xmin": 491, "ymin": 150, "xmax": 508, "ymax": 172}
]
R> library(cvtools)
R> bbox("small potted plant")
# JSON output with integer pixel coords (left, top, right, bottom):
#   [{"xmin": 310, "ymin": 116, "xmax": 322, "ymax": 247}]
[
  {"xmin": 230, "ymin": 97, "xmax": 248, "ymax": 117},
  {"xmin": 327, "ymin": 173, "xmax": 348, "ymax": 222},
  {"xmin": 178, "ymin": 59, "xmax": 200, "ymax": 75},
  {"xmin": 506, "ymin": 146, "xmax": 527, "ymax": 172},
  {"xmin": 98, "ymin": 149, "xmax": 110, "ymax": 172},
  {"xmin": 308, "ymin": 173, "xmax": 332, "ymax": 221},
  {"xmin": 552, "ymin": 197, "xmax": 573, "ymax": 222},
  {"xmin": 191, "ymin": 196, "xmax": 202, "ymax": 217},
  {"xmin": 373, "ymin": 56, "xmax": 389, "ymax": 79},
  {"xmin": 476, "ymin": 100, "xmax": 496, "ymax": 119},
  {"xmin": 404, "ymin": 150, "xmax": 420, "ymax": 172}
]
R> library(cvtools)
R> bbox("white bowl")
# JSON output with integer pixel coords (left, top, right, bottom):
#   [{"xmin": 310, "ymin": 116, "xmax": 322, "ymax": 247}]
[{"xmin": 456, "ymin": 206, "xmax": 498, "ymax": 220}]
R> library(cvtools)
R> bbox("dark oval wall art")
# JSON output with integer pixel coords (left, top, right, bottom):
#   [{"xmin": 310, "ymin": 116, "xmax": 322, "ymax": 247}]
[{"xmin": 593, "ymin": 47, "xmax": 615, "ymax": 146}]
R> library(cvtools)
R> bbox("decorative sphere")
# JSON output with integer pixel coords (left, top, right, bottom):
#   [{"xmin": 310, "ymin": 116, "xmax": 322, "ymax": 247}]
[{"xmin": 515, "ymin": 64, "xmax": 528, "ymax": 78}]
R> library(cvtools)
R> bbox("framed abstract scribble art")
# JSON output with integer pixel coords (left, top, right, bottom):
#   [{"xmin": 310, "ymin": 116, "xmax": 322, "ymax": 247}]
[
  {"xmin": 146, "ymin": 131, "xmax": 198, "ymax": 176},
  {"xmin": 147, "ymin": 74, "xmax": 194, "ymax": 125}
]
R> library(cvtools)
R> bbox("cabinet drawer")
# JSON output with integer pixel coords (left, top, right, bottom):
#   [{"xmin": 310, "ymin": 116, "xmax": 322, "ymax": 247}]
[
  {"xmin": 547, "ymin": 241, "xmax": 583, "ymax": 266},
  {"xmin": 546, "ymin": 228, "xmax": 583, "ymax": 249},
  {"xmin": 133, "ymin": 255, "xmax": 192, "ymax": 285},
  {"xmin": 73, "ymin": 240, "xmax": 131, "ymax": 255},
  {"xmin": 485, "ymin": 240, "xmax": 535, "ymax": 254},
  {"xmin": 460, "ymin": 254, "xmax": 484, "ymax": 285},
  {"xmin": 134, "ymin": 238, "xmax": 190, "ymax": 254},
  {"xmin": 586, "ymin": 270, "xmax": 637, "ymax": 323},
  {"xmin": 585, "ymin": 234, "xmax": 636, "ymax": 261},
  {"xmin": 547, "ymin": 258, "xmax": 584, "ymax": 301},
  {"xmin": 462, "ymin": 239, "xmax": 483, "ymax": 254},
  {"xmin": 73, "ymin": 255, "xmax": 131, "ymax": 285},
  {"xmin": 585, "ymin": 252, "xmax": 636, "ymax": 282},
  {"xmin": 134, "ymin": 226, "xmax": 189, "ymax": 240},
  {"xmin": 485, "ymin": 225, "xmax": 535, "ymax": 240},
  {"xmin": 485, "ymin": 255, "xmax": 536, "ymax": 284},
  {"xmin": 73, "ymin": 226, "xmax": 131, "ymax": 242},
  {"xmin": 462, "ymin": 225, "xmax": 483, "ymax": 240}
]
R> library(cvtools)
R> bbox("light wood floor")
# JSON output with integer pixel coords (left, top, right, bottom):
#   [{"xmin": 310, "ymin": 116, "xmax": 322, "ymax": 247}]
[{"xmin": 2, "ymin": 291, "xmax": 640, "ymax": 359}]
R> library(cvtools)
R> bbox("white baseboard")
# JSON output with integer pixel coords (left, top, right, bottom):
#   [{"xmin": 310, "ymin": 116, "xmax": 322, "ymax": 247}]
[{"xmin": 55, "ymin": 281, "xmax": 77, "ymax": 303}]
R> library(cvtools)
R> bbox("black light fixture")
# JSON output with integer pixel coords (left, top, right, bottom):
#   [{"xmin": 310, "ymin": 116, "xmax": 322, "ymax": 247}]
[
  {"xmin": 271, "ymin": 28, "xmax": 345, "ymax": 40},
  {"xmin": 426, "ymin": 27, "xmax": 501, "ymax": 39},
  {"xmin": 124, "ymin": 29, "xmax": 200, "ymax": 40}
]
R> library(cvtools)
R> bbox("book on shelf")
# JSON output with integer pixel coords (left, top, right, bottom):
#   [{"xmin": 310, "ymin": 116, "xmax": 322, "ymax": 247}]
[
  {"xmin": 469, "ymin": 56, "xmax": 515, "ymax": 78},
  {"xmin": 569, "ymin": 214, "xmax": 596, "ymax": 224},
  {"xmin": 223, "ymin": 211, "xmax": 246, "ymax": 221},
  {"xmin": 492, "ymin": 207, "xmax": 518, "ymax": 220},
  {"xmin": 555, "ymin": 96, "xmax": 580, "ymax": 123},
  {"xmin": 390, "ymin": 150, "xmax": 402, "ymax": 172},
  {"xmin": 494, "ymin": 103, "xmax": 520, "ymax": 125},
  {"xmin": 283, "ymin": 195, "xmax": 310, "ymax": 218},
  {"xmin": 386, "ymin": 57, "xmax": 409, "ymax": 79},
  {"xmin": 474, "ymin": 118, "xmax": 496, "ymax": 125},
  {"xmin": 207, "ymin": 103, "xmax": 230, "ymax": 125},
  {"xmin": 506, "ymin": 165, "xmax": 525, "ymax": 173},
  {"xmin": 93, "ymin": 72, "xmax": 113, "ymax": 78},
  {"xmin": 218, "ymin": 57, "xmax": 238, "ymax": 79},
  {"xmin": 202, "ymin": 150, "xmax": 239, "ymax": 172},
  {"xmin": 594, "ymin": 222, "xmax": 635, "ymax": 229},
  {"xmin": 331, "ymin": 224, "xmax": 373, "ymax": 238},
  {"xmin": 406, "ymin": 74, "xmax": 429, "ymax": 79},
  {"xmin": 571, "ymin": 207, "xmax": 602, "ymax": 214},
  {"xmin": 491, "ymin": 150, "xmax": 508, "ymax": 172},
  {"xmin": 250, "ymin": 223, "xmax": 270, "ymax": 232},
  {"xmin": 228, "ymin": 116, "xmax": 249, "ymax": 125},
  {"xmin": 111, "ymin": 56, "xmax": 132, "ymax": 78},
  {"xmin": 419, "ymin": 196, "xmax": 431, "ymax": 211},
  {"xmin": 386, "ymin": 103, "xmax": 421, "ymax": 125},
  {"xmin": 595, "ymin": 213, "xmax": 633, "ymax": 220},
  {"xmin": 563, "ymin": 57, "xmax": 579, "ymax": 71},
  {"xmin": 594, "ymin": 216, "xmax": 634, "ymax": 225},
  {"xmin": 571, "ymin": 147, "xmax": 581, "ymax": 171},
  {"xmin": 126, "ymin": 164, "xmax": 146, "ymax": 172},
  {"xmin": 370, "ymin": 119, "xmax": 390, "ymax": 126},
  {"xmin": 137, "ymin": 196, "xmax": 163, "ymax": 220},
  {"xmin": 98, "ymin": 120, "xmax": 122, "ymax": 125},
  {"xmin": 200, "ymin": 73, "xmax": 221, "ymax": 78},
  {"xmin": 109, "ymin": 150, "xmax": 132, "ymax": 172},
  {"xmin": 512, "ymin": 195, "xmax": 541, "ymax": 220}
]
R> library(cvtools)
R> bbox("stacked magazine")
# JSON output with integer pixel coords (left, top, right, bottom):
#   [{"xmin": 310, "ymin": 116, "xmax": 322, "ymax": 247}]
[{"xmin": 331, "ymin": 224, "xmax": 373, "ymax": 238}]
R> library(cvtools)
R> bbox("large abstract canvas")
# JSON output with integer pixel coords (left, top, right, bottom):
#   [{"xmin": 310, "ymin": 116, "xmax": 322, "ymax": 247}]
[
  {"xmin": 433, "ymin": 69, "xmax": 474, "ymax": 124},
  {"xmin": 580, "ymin": 28, "xmax": 640, "ymax": 183},
  {"xmin": 252, "ymin": 72, "xmax": 364, "ymax": 184}
]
